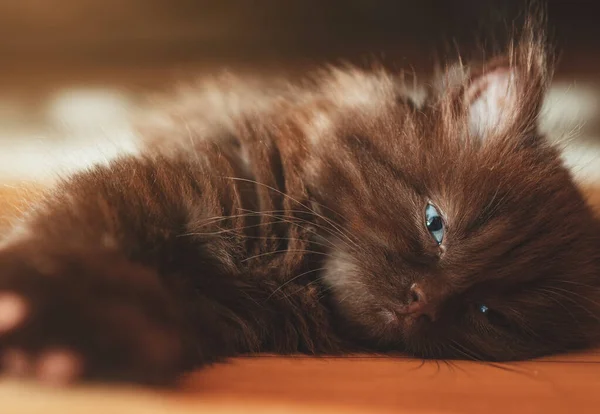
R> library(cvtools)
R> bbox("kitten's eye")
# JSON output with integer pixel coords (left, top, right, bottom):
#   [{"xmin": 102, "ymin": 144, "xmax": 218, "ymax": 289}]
[
  {"xmin": 425, "ymin": 203, "xmax": 445, "ymax": 244},
  {"xmin": 478, "ymin": 304, "xmax": 512, "ymax": 329}
]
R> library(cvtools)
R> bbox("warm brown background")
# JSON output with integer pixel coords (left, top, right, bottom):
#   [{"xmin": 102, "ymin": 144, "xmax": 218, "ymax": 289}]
[
  {"xmin": 3, "ymin": 0, "xmax": 600, "ymax": 86},
  {"xmin": 2, "ymin": 1, "xmax": 600, "ymax": 69}
]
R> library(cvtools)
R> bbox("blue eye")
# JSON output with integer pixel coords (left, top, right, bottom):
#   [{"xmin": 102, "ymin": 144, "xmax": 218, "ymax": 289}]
[
  {"xmin": 477, "ymin": 304, "xmax": 511, "ymax": 329},
  {"xmin": 425, "ymin": 203, "xmax": 445, "ymax": 244}
]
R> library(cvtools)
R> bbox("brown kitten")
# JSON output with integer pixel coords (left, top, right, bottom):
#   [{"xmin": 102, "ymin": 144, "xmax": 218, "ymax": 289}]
[{"xmin": 0, "ymin": 16, "xmax": 599, "ymax": 385}]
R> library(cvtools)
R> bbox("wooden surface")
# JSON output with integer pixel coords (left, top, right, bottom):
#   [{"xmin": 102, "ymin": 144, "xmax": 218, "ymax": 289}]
[
  {"xmin": 1, "ymin": 353, "xmax": 600, "ymax": 414},
  {"xmin": 0, "ymin": 183, "xmax": 599, "ymax": 414}
]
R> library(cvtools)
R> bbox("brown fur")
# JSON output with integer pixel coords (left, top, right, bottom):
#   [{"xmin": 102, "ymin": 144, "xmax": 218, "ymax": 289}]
[{"xmin": 0, "ymin": 14, "xmax": 599, "ymax": 384}]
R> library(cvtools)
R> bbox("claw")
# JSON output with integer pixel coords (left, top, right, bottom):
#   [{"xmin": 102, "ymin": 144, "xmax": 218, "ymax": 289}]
[
  {"xmin": 36, "ymin": 350, "xmax": 82, "ymax": 385},
  {"xmin": 2, "ymin": 349, "xmax": 31, "ymax": 376},
  {"xmin": 0, "ymin": 293, "xmax": 27, "ymax": 333}
]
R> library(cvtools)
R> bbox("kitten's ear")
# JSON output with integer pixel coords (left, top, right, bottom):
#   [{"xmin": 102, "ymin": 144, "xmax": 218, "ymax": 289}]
[
  {"xmin": 465, "ymin": 41, "xmax": 551, "ymax": 143},
  {"xmin": 466, "ymin": 65, "xmax": 520, "ymax": 139}
]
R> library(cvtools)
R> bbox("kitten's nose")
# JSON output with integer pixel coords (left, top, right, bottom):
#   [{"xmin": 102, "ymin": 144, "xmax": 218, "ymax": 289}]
[{"xmin": 406, "ymin": 283, "xmax": 437, "ymax": 321}]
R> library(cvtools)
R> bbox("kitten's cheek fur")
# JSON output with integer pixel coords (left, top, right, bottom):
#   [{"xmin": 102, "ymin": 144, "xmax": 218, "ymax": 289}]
[{"xmin": 323, "ymin": 254, "xmax": 398, "ymax": 341}]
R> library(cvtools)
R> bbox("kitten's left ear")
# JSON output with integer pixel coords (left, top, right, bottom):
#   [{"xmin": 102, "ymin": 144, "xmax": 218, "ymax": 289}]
[
  {"xmin": 466, "ymin": 66, "xmax": 518, "ymax": 139},
  {"xmin": 460, "ymin": 12, "xmax": 553, "ymax": 143},
  {"xmin": 466, "ymin": 51, "xmax": 550, "ymax": 143}
]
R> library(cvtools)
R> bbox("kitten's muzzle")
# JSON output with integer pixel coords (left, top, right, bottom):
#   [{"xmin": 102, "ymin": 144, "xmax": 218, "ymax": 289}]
[{"xmin": 399, "ymin": 283, "xmax": 437, "ymax": 323}]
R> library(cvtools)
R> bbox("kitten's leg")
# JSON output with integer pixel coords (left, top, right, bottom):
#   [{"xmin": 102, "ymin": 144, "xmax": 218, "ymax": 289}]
[{"xmin": 0, "ymin": 155, "xmax": 254, "ymax": 385}]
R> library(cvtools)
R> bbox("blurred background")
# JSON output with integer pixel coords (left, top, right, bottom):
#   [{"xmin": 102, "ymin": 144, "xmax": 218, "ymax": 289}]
[{"xmin": 0, "ymin": 0, "xmax": 599, "ymax": 184}]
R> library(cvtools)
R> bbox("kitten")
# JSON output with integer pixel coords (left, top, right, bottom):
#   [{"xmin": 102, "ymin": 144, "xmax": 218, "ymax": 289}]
[{"xmin": 0, "ymin": 17, "xmax": 599, "ymax": 385}]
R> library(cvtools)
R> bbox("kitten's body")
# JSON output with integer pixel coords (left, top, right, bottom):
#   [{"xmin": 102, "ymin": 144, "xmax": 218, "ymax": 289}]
[{"xmin": 0, "ymin": 19, "xmax": 599, "ymax": 384}]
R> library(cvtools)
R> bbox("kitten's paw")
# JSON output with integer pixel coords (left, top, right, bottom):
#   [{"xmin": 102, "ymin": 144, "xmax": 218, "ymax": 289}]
[
  {"xmin": 2, "ymin": 347, "xmax": 83, "ymax": 385},
  {"xmin": 0, "ymin": 249, "xmax": 187, "ymax": 386},
  {"xmin": 0, "ymin": 293, "xmax": 84, "ymax": 385}
]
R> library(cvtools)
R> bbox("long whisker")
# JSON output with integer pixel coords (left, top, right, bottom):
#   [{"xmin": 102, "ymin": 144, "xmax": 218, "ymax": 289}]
[
  {"xmin": 185, "ymin": 209, "xmax": 351, "ymax": 253},
  {"xmin": 241, "ymin": 249, "xmax": 332, "ymax": 263},
  {"xmin": 554, "ymin": 280, "xmax": 600, "ymax": 289},
  {"xmin": 194, "ymin": 209, "xmax": 338, "ymax": 250},
  {"xmin": 179, "ymin": 221, "xmax": 291, "ymax": 237},
  {"xmin": 286, "ymin": 274, "xmax": 357, "ymax": 302},
  {"xmin": 242, "ymin": 234, "xmax": 335, "ymax": 251},
  {"xmin": 187, "ymin": 212, "xmax": 260, "ymax": 227},
  {"xmin": 182, "ymin": 213, "xmax": 333, "ymax": 240},
  {"xmin": 547, "ymin": 286, "xmax": 600, "ymax": 308},
  {"xmin": 221, "ymin": 176, "xmax": 360, "ymax": 249},
  {"xmin": 237, "ymin": 208, "xmax": 357, "ymax": 252},
  {"xmin": 266, "ymin": 267, "xmax": 327, "ymax": 301},
  {"xmin": 449, "ymin": 340, "xmax": 537, "ymax": 376},
  {"xmin": 505, "ymin": 311, "xmax": 542, "ymax": 341},
  {"xmin": 537, "ymin": 287, "xmax": 600, "ymax": 323},
  {"xmin": 535, "ymin": 288, "xmax": 582, "ymax": 323},
  {"xmin": 222, "ymin": 175, "xmax": 352, "ymax": 224},
  {"xmin": 448, "ymin": 342, "xmax": 477, "ymax": 361}
]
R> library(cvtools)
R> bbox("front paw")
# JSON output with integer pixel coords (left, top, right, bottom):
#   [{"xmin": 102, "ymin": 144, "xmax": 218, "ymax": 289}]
[{"xmin": 0, "ymin": 246, "xmax": 186, "ymax": 386}]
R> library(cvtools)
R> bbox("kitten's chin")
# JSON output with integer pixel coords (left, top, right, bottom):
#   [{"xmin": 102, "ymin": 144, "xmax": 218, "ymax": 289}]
[{"xmin": 374, "ymin": 307, "xmax": 436, "ymax": 352}]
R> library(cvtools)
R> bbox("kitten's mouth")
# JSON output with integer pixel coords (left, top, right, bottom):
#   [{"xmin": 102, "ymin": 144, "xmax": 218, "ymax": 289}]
[
  {"xmin": 380, "ymin": 308, "xmax": 423, "ymax": 332},
  {"xmin": 379, "ymin": 295, "xmax": 440, "ymax": 340}
]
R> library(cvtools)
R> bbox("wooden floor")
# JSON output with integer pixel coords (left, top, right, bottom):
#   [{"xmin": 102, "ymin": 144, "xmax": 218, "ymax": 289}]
[{"xmin": 1, "ymin": 184, "xmax": 599, "ymax": 414}]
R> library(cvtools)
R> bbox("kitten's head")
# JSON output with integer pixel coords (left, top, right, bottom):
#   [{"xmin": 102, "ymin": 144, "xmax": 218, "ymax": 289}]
[{"xmin": 308, "ymin": 26, "xmax": 600, "ymax": 360}]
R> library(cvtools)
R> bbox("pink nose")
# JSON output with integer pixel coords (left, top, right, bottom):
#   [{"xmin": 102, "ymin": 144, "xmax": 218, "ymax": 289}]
[{"xmin": 405, "ymin": 283, "xmax": 436, "ymax": 321}]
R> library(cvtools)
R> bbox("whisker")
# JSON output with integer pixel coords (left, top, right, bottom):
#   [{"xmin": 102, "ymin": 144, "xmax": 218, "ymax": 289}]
[
  {"xmin": 449, "ymin": 340, "xmax": 537, "ymax": 376},
  {"xmin": 266, "ymin": 267, "xmax": 327, "ymax": 301},
  {"xmin": 189, "ymin": 212, "xmax": 257, "ymax": 226},
  {"xmin": 547, "ymin": 286, "xmax": 600, "ymax": 308},
  {"xmin": 537, "ymin": 287, "xmax": 600, "ymax": 323},
  {"xmin": 242, "ymin": 234, "xmax": 335, "ymax": 251},
  {"xmin": 286, "ymin": 274, "xmax": 364, "ymax": 302},
  {"xmin": 222, "ymin": 176, "xmax": 360, "ymax": 249},
  {"xmin": 179, "ymin": 221, "xmax": 290, "ymax": 237},
  {"xmin": 554, "ymin": 280, "xmax": 600, "ymax": 289},
  {"xmin": 534, "ymin": 288, "xmax": 581, "ymax": 322},
  {"xmin": 237, "ymin": 207, "xmax": 360, "ymax": 253},
  {"xmin": 449, "ymin": 340, "xmax": 479, "ymax": 361},
  {"xmin": 181, "ymin": 214, "xmax": 332, "ymax": 239},
  {"xmin": 241, "ymin": 249, "xmax": 332, "ymax": 263},
  {"xmin": 222, "ymin": 175, "xmax": 350, "ymax": 224},
  {"xmin": 407, "ymin": 359, "xmax": 427, "ymax": 372}
]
